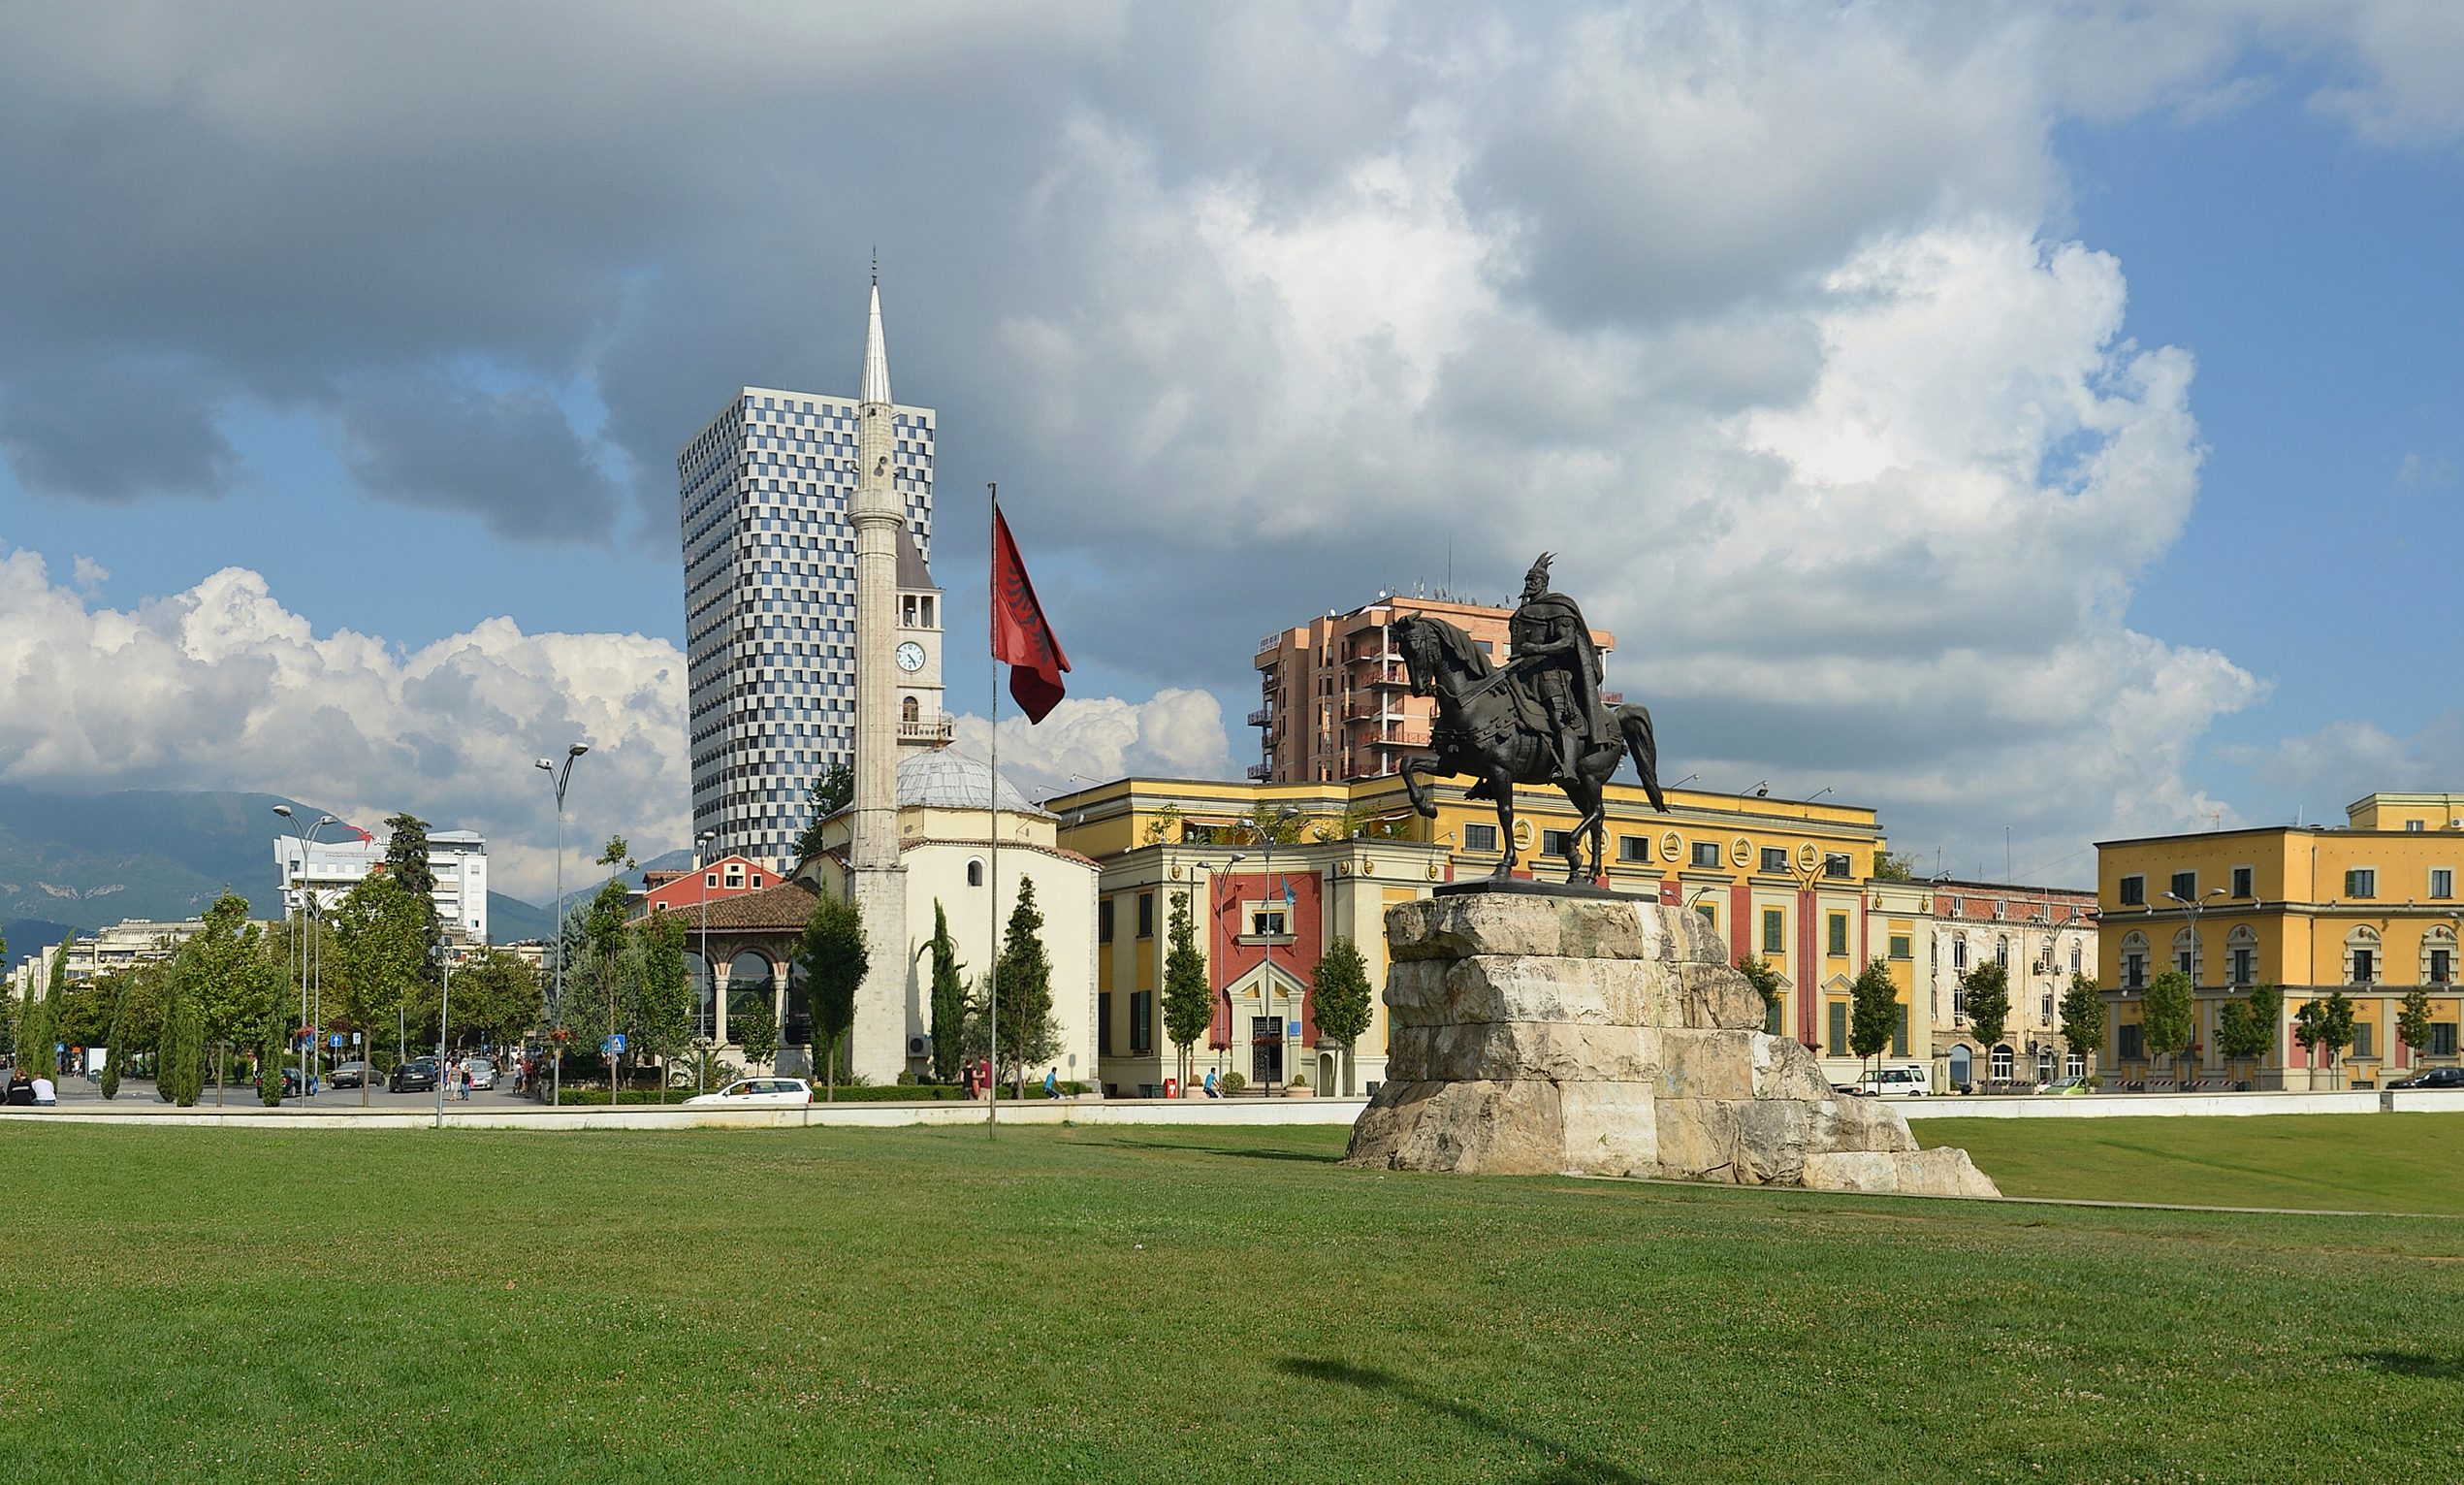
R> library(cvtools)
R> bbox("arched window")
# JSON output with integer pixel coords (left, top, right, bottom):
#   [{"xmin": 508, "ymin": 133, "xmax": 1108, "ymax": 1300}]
[
  {"xmin": 967, "ymin": 857, "xmax": 985, "ymax": 888},
  {"xmin": 2120, "ymin": 930, "xmax": 2149, "ymax": 989},
  {"xmin": 902, "ymin": 695, "xmax": 919, "ymax": 723},
  {"xmin": 1952, "ymin": 936, "xmax": 1968, "ymax": 971},
  {"xmin": 2345, "ymin": 924, "xmax": 2382, "ymax": 985},
  {"xmin": 686, "ymin": 952, "xmax": 715, "ymax": 1040},
  {"xmin": 2070, "ymin": 941, "xmax": 2082, "ymax": 972},
  {"xmin": 1990, "ymin": 1044, "xmax": 2014, "ymax": 1081},
  {"xmin": 726, "ymin": 952, "xmax": 775, "ymax": 1047},
  {"xmin": 1949, "ymin": 1044, "xmax": 1972, "ymax": 1086},
  {"xmin": 1996, "ymin": 936, "xmax": 2008, "ymax": 967},
  {"xmin": 2422, "ymin": 924, "xmax": 2457, "ymax": 985},
  {"xmin": 2224, "ymin": 924, "xmax": 2258, "ymax": 987},
  {"xmin": 2172, "ymin": 925, "xmax": 2201, "ymax": 983}
]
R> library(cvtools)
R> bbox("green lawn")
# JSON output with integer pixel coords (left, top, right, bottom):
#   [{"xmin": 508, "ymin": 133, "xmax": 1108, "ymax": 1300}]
[
  {"xmin": 3, "ymin": 1122, "xmax": 2461, "ymax": 1483},
  {"xmin": 1920, "ymin": 1111, "xmax": 2464, "ymax": 1213}
]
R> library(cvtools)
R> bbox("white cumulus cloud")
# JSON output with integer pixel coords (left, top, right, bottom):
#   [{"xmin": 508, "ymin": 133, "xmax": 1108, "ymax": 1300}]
[{"xmin": 949, "ymin": 690, "xmax": 1234, "ymax": 805}]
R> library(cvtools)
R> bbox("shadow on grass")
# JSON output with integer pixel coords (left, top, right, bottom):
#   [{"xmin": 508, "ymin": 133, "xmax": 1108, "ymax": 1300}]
[
  {"xmin": 1276, "ymin": 1357, "xmax": 1653, "ymax": 1484},
  {"xmin": 2352, "ymin": 1350, "xmax": 2464, "ymax": 1380},
  {"xmin": 1111, "ymin": 1139, "xmax": 1343, "ymax": 1165}
]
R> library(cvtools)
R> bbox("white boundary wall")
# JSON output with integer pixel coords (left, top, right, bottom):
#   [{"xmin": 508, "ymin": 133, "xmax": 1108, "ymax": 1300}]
[
  {"xmin": 1903, "ymin": 1089, "xmax": 2464, "ymax": 1118},
  {"xmin": 0, "ymin": 1097, "xmax": 1372, "ymax": 1132}
]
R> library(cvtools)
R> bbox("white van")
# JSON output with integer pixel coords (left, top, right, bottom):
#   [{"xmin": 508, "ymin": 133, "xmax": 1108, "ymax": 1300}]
[{"xmin": 1849, "ymin": 1064, "xmax": 1933, "ymax": 1098}]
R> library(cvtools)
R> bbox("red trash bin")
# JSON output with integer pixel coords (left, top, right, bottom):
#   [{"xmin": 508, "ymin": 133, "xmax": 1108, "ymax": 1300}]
[{"xmin": 1164, "ymin": 1078, "xmax": 1178, "ymax": 1100}]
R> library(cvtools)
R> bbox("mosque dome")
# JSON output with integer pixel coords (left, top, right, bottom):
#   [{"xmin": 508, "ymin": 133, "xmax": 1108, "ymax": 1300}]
[{"xmin": 890, "ymin": 749, "xmax": 1047, "ymax": 817}]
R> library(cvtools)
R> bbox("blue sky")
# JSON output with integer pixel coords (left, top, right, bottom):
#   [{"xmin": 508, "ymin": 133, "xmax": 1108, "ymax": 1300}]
[{"xmin": 4, "ymin": 4, "xmax": 2462, "ymax": 895}]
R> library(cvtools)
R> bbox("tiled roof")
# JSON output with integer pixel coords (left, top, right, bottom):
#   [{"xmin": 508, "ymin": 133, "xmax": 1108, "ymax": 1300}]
[{"xmin": 653, "ymin": 879, "xmax": 819, "ymax": 932}]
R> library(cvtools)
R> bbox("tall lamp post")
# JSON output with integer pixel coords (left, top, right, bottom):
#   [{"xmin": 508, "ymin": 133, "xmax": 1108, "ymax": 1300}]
[
  {"xmin": 534, "ymin": 743, "xmax": 590, "ymax": 1107},
  {"xmin": 695, "ymin": 830, "xmax": 717, "ymax": 1086},
  {"xmin": 433, "ymin": 941, "xmax": 456, "ymax": 1128},
  {"xmin": 2163, "ymin": 886, "xmax": 2226, "ymax": 1087},
  {"xmin": 272, "ymin": 806, "xmax": 337, "ymax": 1100}
]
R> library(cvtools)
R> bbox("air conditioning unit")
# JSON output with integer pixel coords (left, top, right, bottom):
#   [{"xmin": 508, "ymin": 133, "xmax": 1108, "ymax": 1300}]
[{"xmin": 908, "ymin": 1036, "xmax": 931, "ymax": 1057}]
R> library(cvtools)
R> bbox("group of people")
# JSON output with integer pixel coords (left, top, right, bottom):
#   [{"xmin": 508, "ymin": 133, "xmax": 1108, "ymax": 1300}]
[{"xmin": 3, "ymin": 1063, "xmax": 56, "ymax": 1107}]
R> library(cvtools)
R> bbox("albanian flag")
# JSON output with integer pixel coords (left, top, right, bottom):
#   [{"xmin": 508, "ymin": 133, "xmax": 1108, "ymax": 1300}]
[{"xmin": 991, "ymin": 504, "xmax": 1071, "ymax": 723}]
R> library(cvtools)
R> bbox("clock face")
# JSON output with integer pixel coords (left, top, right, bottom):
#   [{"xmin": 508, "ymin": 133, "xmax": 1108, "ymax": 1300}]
[{"xmin": 895, "ymin": 641, "xmax": 926, "ymax": 673}]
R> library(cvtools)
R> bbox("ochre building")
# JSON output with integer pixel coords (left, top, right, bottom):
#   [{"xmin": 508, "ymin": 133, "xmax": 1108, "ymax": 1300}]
[
  {"xmin": 1049, "ymin": 774, "xmax": 1921, "ymax": 1095},
  {"xmin": 2096, "ymin": 792, "xmax": 2464, "ymax": 1089}
]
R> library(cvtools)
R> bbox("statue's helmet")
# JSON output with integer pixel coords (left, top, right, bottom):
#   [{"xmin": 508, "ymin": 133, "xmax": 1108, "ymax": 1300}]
[{"xmin": 1522, "ymin": 552, "xmax": 1554, "ymax": 596}]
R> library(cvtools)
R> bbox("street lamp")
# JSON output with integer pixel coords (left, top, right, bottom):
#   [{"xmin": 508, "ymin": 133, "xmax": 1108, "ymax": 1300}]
[
  {"xmin": 272, "ymin": 806, "xmax": 337, "ymax": 1101},
  {"xmin": 2163, "ymin": 886, "xmax": 2227, "ymax": 1087},
  {"xmin": 433, "ymin": 940, "xmax": 456, "ymax": 1128},
  {"xmin": 1218, "ymin": 853, "xmax": 1246, "ymax": 1091},
  {"xmin": 695, "ymin": 829, "xmax": 716, "ymax": 1092},
  {"xmin": 535, "ymin": 743, "xmax": 590, "ymax": 1107}
]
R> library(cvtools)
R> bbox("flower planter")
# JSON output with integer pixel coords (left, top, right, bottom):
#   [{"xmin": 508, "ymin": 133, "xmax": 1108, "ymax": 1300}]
[{"xmin": 1283, "ymin": 1084, "xmax": 1315, "ymax": 1098}]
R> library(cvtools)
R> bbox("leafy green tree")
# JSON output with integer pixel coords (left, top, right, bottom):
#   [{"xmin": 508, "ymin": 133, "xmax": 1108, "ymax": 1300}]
[
  {"xmin": 2294, "ymin": 991, "xmax": 2357, "ymax": 1089},
  {"xmin": 733, "ymin": 993, "xmax": 779, "ymax": 1072},
  {"xmin": 924, "ymin": 900, "xmax": 966, "ymax": 1084},
  {"xmin": 2398, "ymin": 984, "xmax": 2437, "ymax": 1066},
  {"xmin": 1960, "ymin": 960, "xmax": 2011, "ymax": 1068},
  {"xmin": 430, "ymin": 947, "xmax": 544, "ymax": 1052},
  {"xmin": 994, "ymin": 876, "xmax": 1057, "ymax": 1099},
  {"xmin": 1242, "ymin": 803, "xmax": 1308, "ymax": 846},
  {"xmin": 1309, "ymin": 934, "xmax": 1373, "ymax": 1095},
  {"xmin": 1737, "ymin": 954, "xmax": 1786, "ymax": 1036},
  {"xmin": 184, "ymin": 890, "xmax": 279, "ymax": 1105},
  {"xmin": 2058, "ymin": 972, "xmax": 2106, "ymax": 1080},
  {"xmin": 381, "ymin": 812, "xmax": 443, "ymax": 965},
  {"xmin": 795, "ymin": 762, "xmax": 855, "ymax": 860},
  {"xmin": 2142, "ymin": 969, "xmax": 2197, "ymax": 1084},
  {"xmin": 634, "ymin": 913, "xmax": 693, "ymax": 1101},
  {"xmin": 1871, "ymin": 851, "xmax": 1916, "ymax": 881},
  {"xmin": 1847, "ymin": 957, "xmax": 1901, "ymax": 1084},
  {"xmin": 2217, "ymin": 983, "xmax": 2280, "ymax": 1082},
  {"xmin": 1161, "ymin": 892, "xmax": 1216, "ymax": 1087},
  {"xmin": 798, "ymin": 891, "xmax": 867, "ymax": 1101},
  {"xmin": 334, "ymin": 873, "xmax": 428, "ymax": 1063}
]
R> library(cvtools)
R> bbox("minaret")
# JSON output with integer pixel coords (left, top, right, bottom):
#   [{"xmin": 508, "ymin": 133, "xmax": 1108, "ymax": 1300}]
[{"xmin": 848, "ymin": 274, "xmax": 909, "ymax": 1081}]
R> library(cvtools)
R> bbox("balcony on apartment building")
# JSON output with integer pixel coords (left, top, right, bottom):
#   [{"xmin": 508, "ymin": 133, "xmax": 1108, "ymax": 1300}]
[{"xmin": 1246, "ymin": 707, "xmax": 1273, "ymax": 726}]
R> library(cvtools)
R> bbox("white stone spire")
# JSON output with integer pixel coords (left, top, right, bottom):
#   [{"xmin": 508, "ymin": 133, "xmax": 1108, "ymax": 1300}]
[
  {"xmin": 860, "ymin": 281, "xmax": 892, "ymax": 407},
  {"xmin": 848, "ymin": 274, "xmax": 909, "ymax": 1082}
]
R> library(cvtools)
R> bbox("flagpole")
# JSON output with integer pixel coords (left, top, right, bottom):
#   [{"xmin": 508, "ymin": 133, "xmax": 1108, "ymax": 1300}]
[
  {"xmin": 987, "ymin": 481, "xmax": 1000, "ymax": 1137},
  {"xmin": 976, "ymin": 487, "xmax": 985, "ymax": 1138}
]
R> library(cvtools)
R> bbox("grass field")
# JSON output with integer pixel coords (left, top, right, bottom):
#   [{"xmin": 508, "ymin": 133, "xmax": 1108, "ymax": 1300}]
[
  {"xmin": 4, "ymin": 1119, "xmax": 2461, "ymax": 1483},
  {"xmin": 1919, "ymin": 1111, "xmax": 2464, "ymax": 1214}
]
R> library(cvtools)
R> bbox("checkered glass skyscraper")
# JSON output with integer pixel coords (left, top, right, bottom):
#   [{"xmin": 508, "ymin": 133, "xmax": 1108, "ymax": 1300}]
[{"xmin": 677, "ymin": 381, "xmax": 936, "ymax": 873}]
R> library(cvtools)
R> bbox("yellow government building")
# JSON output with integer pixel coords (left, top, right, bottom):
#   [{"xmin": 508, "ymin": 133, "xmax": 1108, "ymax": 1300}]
[
  {"xmin": 2096, "ymin": 791, "xmax": 2464, "ymax": 1088},
  {"xmin": 1048, "ymin": 773, "xmax": 1931, "ymax": 1095}
]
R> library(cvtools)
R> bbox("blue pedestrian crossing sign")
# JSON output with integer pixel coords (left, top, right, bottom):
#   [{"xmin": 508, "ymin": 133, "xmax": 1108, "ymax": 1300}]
[{"xmin": 601, "ymin": 1034, "xmax": 626, "ymax": 1055}]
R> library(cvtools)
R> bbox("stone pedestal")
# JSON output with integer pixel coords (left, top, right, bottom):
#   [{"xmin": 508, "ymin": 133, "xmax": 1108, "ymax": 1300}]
[{"xmin": 1344, "ymin": 889, "xmax": 1999, "ymax": 1198}]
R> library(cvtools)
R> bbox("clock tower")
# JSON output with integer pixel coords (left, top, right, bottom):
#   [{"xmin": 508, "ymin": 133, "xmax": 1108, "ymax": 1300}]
[{"xmin": 893, "ymin": 529, "xmax": 948, "ymax": 747}]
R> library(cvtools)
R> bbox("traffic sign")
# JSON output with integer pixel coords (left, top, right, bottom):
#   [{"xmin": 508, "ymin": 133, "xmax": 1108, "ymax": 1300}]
[
  {"xmin": 602, "ymin": 1033, "xmax": 626, "ymax": 1055},
  {"xmin": 329, "ymin": 1033, "xmax": 345, "ymax": 1049}
]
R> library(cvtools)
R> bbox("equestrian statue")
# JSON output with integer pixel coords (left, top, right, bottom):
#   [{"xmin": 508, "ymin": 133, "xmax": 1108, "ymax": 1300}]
[{"xmin": 1393, "ymin": 554, "xmax": 1667, "ymax": 884}]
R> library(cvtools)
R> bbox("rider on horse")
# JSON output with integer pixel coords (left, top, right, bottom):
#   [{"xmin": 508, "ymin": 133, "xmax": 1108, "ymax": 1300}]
[{"xmin": 1506, "ymin": 553, "xmax": 1613, "ymax": 785}]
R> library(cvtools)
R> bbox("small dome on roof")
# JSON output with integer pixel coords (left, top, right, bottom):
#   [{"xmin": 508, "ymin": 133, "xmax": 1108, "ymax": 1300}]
[{"xmin": 823, "ymin": 749, "xmax": 1046, "ymax": 821}]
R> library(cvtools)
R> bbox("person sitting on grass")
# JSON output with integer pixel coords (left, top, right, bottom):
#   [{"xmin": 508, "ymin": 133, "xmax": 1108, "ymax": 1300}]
[
  {"xmin": 31, "ymin": 1071, "xmax": 56, "ymax": 1107},
  {"xmin": 5, "ymin": 1069, "xmax": 34, "ymax": 1106}
]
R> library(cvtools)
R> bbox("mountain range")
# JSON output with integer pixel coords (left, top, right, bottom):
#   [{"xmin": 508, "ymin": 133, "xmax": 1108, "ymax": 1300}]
[{"xmin": 0, "ymin": 786, "xmax": 561, "ymax": 962}]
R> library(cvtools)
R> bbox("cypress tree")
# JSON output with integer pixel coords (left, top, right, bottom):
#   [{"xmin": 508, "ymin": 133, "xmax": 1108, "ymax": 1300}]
[
  {"xmin": 995, "ymin": 876, "xmax": 1056, "ymax": 1099},
  {"xmin": 159, "ymin": 970, "xmax": 205, "ymax": 1107},
  {"xmin": 99, "ymin": 980, "xmax": 129, "ymax": 1099},
  {"xmin": 258, "ymin": 994, "xmax": 286, "ymax": 1106},
  {"xmin": 926, "ymin": 900, "xmax": 965, "ymax": 1085}
]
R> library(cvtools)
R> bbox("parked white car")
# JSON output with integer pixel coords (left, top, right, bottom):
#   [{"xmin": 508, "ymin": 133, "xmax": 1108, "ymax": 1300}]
[
  {"xmin": 685, "ymin": 1078, "xmax": 813, "ymax": 1108},
  {"xmin": 1849, "ymin": 1065, "xmax": 1933, "ymax": 1098}
]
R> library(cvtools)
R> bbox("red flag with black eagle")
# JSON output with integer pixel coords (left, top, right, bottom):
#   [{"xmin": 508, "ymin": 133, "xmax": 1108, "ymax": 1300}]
[{"xmin": 991, "ymin": 504, "xmax": 1070, "ymax": 723}]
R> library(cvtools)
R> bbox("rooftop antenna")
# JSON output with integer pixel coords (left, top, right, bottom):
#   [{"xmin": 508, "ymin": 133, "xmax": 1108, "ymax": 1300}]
[{"xmin": 871, "ymin": 245, "xmax": 878, "ymax": 285}]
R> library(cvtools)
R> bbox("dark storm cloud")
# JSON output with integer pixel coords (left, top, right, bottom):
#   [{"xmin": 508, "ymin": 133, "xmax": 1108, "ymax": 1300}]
[{"xmin": 337, "ymin": 373, "xmax": 624, "ymax": 542}]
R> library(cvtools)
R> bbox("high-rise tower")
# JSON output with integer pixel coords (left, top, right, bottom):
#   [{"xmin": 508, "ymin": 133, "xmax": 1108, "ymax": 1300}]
[
  {"xmin": 847, "ymin": 279, "xmax": 910, "ymax": 1081},
  {"xmin": 675, "ymin": 304, "xmax": 945, "ymax": 884}
]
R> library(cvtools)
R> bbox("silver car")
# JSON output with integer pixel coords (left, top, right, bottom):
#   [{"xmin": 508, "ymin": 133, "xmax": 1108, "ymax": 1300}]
[{"xmin": 462, "ymin": 1056, "xmax": 497, "ymax": 1090}]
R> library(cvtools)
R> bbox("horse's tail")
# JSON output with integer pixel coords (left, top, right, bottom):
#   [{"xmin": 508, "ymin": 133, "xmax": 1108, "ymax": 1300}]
[{"xmin": 1619, "ymin": 703, "xmax": 1668, "ymax": 813}]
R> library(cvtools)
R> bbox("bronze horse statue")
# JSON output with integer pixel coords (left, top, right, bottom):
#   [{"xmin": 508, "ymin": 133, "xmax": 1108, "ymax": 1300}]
[{"xmin": 1392, "ymin": 612, "xmax": 1667, "ymax": 883}]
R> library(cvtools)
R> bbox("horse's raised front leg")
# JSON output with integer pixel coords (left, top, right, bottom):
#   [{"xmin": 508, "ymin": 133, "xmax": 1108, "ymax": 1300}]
[
  {"xmin": 1400, "ymin": 754, "xmax": 1439, "ymax": 819},
  {"xmin": 1489, "ymin": 769, "xmax": 1518, "ymax": 881}
]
